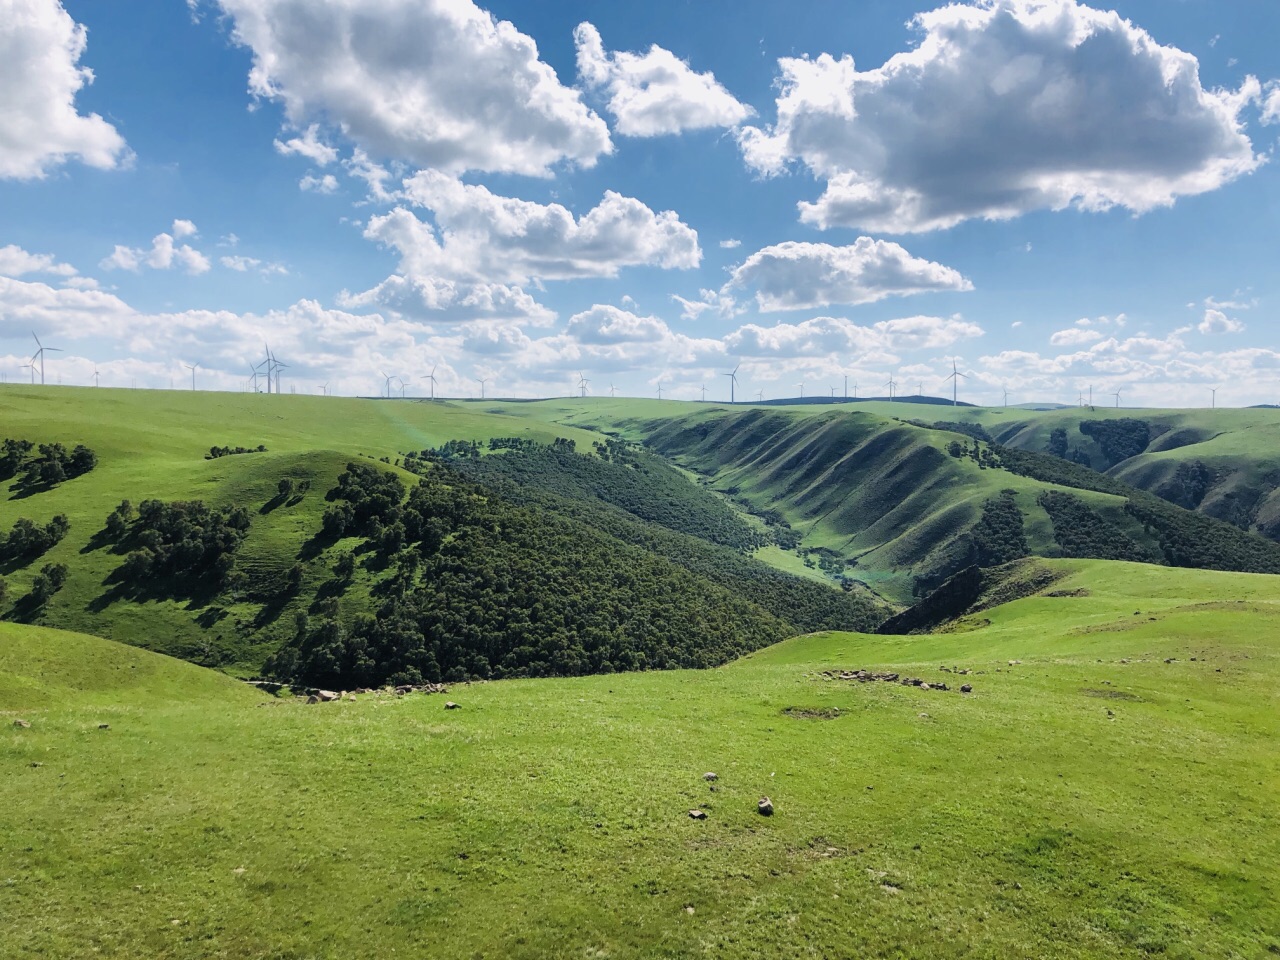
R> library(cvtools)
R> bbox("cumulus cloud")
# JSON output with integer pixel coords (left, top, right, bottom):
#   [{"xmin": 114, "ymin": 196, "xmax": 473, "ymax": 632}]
[
  {"xmin": 100, "ymin": 230, "xmax": 211, "ymax": 275},
  {"xmin": 0, "ymin": 0, "xmax": 130, "ymax": 179},
  {"xmin": 671, "ymin": 288, "xmax": 739, "ymax": 322},
  {"xmin": 725, "ymin": 239, "xmax": 972, "ymax": 312},
  {"xmin": 0, "ymin": 244, "xmax": 77, "ymax": 278},
  {"xmin": 1198, "ymin": 308, "xmax": 1244, "ymax": 334},
  {"xmin": 299, "ymin": 172, "xmax": 338, "ymax": 193},
  {"xmin": 365, "ymin": 171, "xmax": 701, "ymax": 285},
  {"xmin": 1262, "ymin": 84, "xmax": 1280, "ymax": 124},
  {"xmin": 216, "ymin": 0, "xmax": 611, "ymax": 176},
  {"xmin": 574, "ymin": 22, "xmax": 752, "ymax": 136},
  {"xmin": 172, "ymin": 219, "xmax": 198, "ymax": 239},
  {"xmin": 1049, "ymin": 327, "xmax": 1104, "ymax": 346},
  {"xmin": 338, "ymin": 275, "xmax": 556, "ymax": 326},
  {"xmin": 220, "ymin": 255, "xmax": 287, "ymax": 276},
  {"xmin": 565, "ymin": 304, "xmax": 671, "ymax": 344},
  {"xmin": 724, "ymin": 314, "xmax": 983, "ymax": 358},
  {"xmin": 273, "ymin": 124, "xmax": 338, "ymax": 165},
  {"xmin": 740, "ymin": 0, "xmax": 1264, "ymax": 233}
]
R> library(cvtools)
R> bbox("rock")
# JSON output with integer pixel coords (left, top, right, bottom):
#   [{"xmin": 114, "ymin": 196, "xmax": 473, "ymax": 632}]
[
  {"xmin": 394, "ymin": 685, "xmax": 413, "ymax": 695},
  {"xmin": 960, "ymin": 684, "xmax": 972, "ymax": 693},
  {"xmin": 934, "ymin": 683, "xmax": 949, "ymax": 692},
  {"xmin": 918, "ymin": 712, "xmax": 930, "ymax": 719},
  {"xmin": 315, "ymin": 690, "xmax": 340, "ymax": 702},
  {"xmin": 1008, "ymin": 660, "xmax": 1022, "ymax": 666},
  {"xmin": 30, "ymin": 762, "xmax": 43, "ymax": 768},
  {"xmin": 702, "ymin": 772, "xmax": 718, "ymax": 782},
  {"xmin": 13, "ymin": 719, "xmax": 30, "ymax": 729},
  {"xmin": 346, "ymin": 695, "xmax": 357, "ymax": 702},
  {"xmin": 306, "ymin": 695, "xmax": 319, "ymax": 704},
  {"xmin": 444, "ymin": 701, "xmax": 460, "ymax": 710},
  {"xmin": 919, "ymin": 682, "xmax": 931, "ymax": 691},
  {"xmin": 757, "ymin": 797, "xmax": 774, "ymax": 816},
  {"xmin": 688, "ymin": 809, "xmax": 707, "ymax": 820},
  {"xmin": 98, "ymin": 723, "xmax": 110, "ymax": 730}
]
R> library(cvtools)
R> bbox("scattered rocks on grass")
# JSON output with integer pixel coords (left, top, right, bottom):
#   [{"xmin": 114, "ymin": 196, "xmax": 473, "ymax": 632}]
[
  {"xmin": 688, "ymin": 809, "xmax": 707, "ymax": 820},
  {"xmin": 315, "ymin": 690, "xmax": 340, "ymax": 702},
  {"xmin": 13, "ymin": 719, "xmax": 30, "ymax": 729},
  {"xmin": 961, "ymin": 684, "xmax": 972, "ymax": 694},
  {"xmin": 820, "ymin": 670, "xmax": 961, "ymax": 693},
  {"xmin": 703, "ymin": 772, "xmax": 718, "ymax": 782},
  {"xmin": 444, "ymin": 701, "xmax": 460, "ymax": 710},
  {"xmin": 758, "ymin": 797, "xmax": 774, "ymax": 816}
]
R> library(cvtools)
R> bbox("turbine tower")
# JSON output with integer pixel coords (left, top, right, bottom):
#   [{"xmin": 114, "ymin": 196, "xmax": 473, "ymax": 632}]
[
  {"xmin": 427, "ymin": 365, "xmax": 439, "ymax": 400},
  {"xmin": 723, "ymin": 363, "xmax": 740, "ymax": 403},
  {"xmin": 31, "ymin": 332, "xmax": 62, "ymax": 385},
  {"xmin": 184, "ymin": 361, "xmax": 198, "ymax": 391},
  {"xmin": 578, "ymin": 372, "xmax": 589, "ymax": 398},
  {"xmin": 884, "ymin": 376, "xmax": 896, "ymax": 401},
  {"xmin": 1113, "ymin": 389, "xmax": 1122, "ymax": 408},
  {"xmin": 796, "ymin": 382, "xmax": 804, "ymax": 399},
  {"xmin": 1211, "ymin": 387, "xmax": 1218, "ymax": 409},
  {"xmin": 943, "ymin": 359, "xmax": 969, "ymax": 406},
  {"xmin": 657, "ymin": 382, "xmax": 663, "ymax": 400},
  {"xmin": 756, "ymin": 389, "xmax": 764, "ymax": 402},
  {"xmin": 93, "ymin": 367, "xmax": 100, "ymax": 388},
  {"xmin": 476, "ymin": 377, "xmax": 487, "ymax": 400},
  {"xmin": 610, "ymin": 383, "xmax": 618, "ymax": 398},
  {"xmin": 1002, "ymin": 386, "xmax": 1009, "ymax": 408}
]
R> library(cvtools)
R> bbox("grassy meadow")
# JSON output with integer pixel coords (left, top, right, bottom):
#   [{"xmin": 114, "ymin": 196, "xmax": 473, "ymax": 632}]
[{"xmin": 4, "ymin": 559, "xmax": 1278, "ymax": 958}]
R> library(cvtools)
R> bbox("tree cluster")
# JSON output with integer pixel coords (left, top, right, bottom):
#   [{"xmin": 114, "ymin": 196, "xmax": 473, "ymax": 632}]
[
  {"xmin": 1037, "ymin": 491, "xmax": 1155, "ymax": 562},
  {"xmin": 206, "ymin": 444, "xmax": 267, "ymax": 460},
  {"xmin": 107, "ymin": 498, "xmax": 251, "ymax": 586},
  {"xmin": 0, "ymin": 514, "xmax": 69, "ymax": 564},
  {"xmin": 268, "ymin": 459, "xmax": 800, "ymax": 689},
  {"xmin": 1079, "ymin": 419, "xmax": 1152, "ymax": 469},
  {"xmin": 0, "ymin": 438, "xmax": 96, "ymax": 488},
  {"xmin": 970, "ymin": 491, "xmax": 1029, "ymax": 567}
]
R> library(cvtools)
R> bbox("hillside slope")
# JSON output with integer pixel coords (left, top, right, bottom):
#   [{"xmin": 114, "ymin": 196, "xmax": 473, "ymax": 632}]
[{"xmin": 4, "ymin": 559, "xmax": 1277, "ymax": 958}]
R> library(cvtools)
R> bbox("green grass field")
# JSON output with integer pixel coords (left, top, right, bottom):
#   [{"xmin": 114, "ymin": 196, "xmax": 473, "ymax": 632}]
[{"xmin": 4, "ymin": 559, "xmax": 1278, "ymax": 958}]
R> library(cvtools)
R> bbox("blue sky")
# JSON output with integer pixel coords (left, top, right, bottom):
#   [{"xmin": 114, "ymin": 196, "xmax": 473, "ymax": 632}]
[{"xmin": 2, "ymin": 0, "xmax": 1279, "ymax": 405}]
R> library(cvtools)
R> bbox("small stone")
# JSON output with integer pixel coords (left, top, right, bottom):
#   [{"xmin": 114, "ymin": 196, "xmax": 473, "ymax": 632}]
[
  {"xmin": 444, "ymin": 701, "xmax": 460, "ymax": 710},
  {"xmin": 689, "ymin": 809, "xmax": 707, "ymax": 820},
  {"xmin": 918, "ymin": 712, "xmax": 930, "ymax": 719},
  {"xmin": 98, "ymin": 723, "xmax": 110, "ymax": 730},
  {"xmin": 30, "ymin": 762, "xmax": 42, "ymax": 768},
  {"xmin": 13, "ymin": 719, "xmax": 30, "ymax": 729},
  {"xmin": 315, "ymin": 690, "xmax": 340, "ymax": 702},
  {"xmin": 758, "ymin": 797, "xmax": 774, "ymax": 816},
  {"xmin": 703, "ymin": 772, "xmax": 718, "ymax": 782},
  {"xmin": 960, "ymin": 684, "xmax": 972, "ymax": 693},
  {"xmin": 685, "ymin": 905, "xmax": 695, "ymax": 915}
]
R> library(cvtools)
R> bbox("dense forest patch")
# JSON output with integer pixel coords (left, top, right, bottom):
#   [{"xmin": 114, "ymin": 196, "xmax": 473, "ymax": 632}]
[
  {"xmin": 267, "ymin": 459, "xmax": 805, "ymax": 688},
  {"xmin": 1, "ymin": 438, "xmax": 96, "ymax": 492},
  {"xmin": 1037, "ymin": 492, "xmax": 1154, "ymax": 562}
]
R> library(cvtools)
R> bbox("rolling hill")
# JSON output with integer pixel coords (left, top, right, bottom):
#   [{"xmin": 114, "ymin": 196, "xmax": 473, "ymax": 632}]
[{"xmin": 3, "ymin": 561, "xmax": 1277, "ymax": 957}]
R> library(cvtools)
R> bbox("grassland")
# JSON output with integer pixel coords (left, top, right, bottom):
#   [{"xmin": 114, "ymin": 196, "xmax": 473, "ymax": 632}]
[{"xmin": 3, "ymin": 558, "xmax": 1278, "ymax": 958}]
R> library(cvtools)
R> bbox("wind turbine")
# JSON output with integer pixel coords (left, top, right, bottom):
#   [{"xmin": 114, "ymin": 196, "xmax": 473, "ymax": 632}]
[
  {"xmin": 796, "ymin": 382, "xmax": 804, "ymax": 399},
  {"xmin": 844, "ymin": 374, "xmax": 849, "ymax": 399},
  {"xmin": 380, "ymin": 372, "xmax": 396, "ymax": 399},
  {"xmin": 943, "ymin": 359, "xmax": 969, "ymax": 406},
  {"xmin": 31, "ymin": 332, "xmax": 62, "ymax": 385},
  {"xmin": 884, "ymin": 376, "xmax": 896, "ymax": 401},
  {"xmin": 1002, "ymin": 386, "xmax": 1009, "ymax": 408},
  {"xmin": 1211, "ymin": 387, "xmax": 1218, "ymax": 409},
  {"xmin": 657, "ymin": 382, "xmax": 664, "ymax": 400},
  {"xmin": 610, "ymin": 383, "xmax": 618, "ymax": 398},
  {"xmin": 92, "ymin": 367, "xmax": 100, "ymax": 388},
  {"xmin": 830, "ymin": 386, "xmax": 836, "ymax": 398},
  {"xmin": 476, "ymin": 377, "xmax": 487, "ymax": 400},
  {"xmin": 723, "ymin": 363, "xmax": 740, "ymax": 403},
  {"xmin": 399, "ymin": 377, "xmax": 411, "ymax": 399},
  {"xmin": 318, "ymin": 382, "xmax": 328, "ymax": 396},
  {"xmin": 1113, "ymin": 388, "xmax": 1122, "ymax": 408},
  {"xmin": 578, "ymin": 372, "xmax": 590, "ymax": 398},
  {"xmin": 756, "ymin": 389, "xmax": 765, "ymax": 402},
  {"xmin": 184, "ymin": 361, "xmax": 198, "ymax": 391},
  {"xmin": 22, "ymin": 362, "xmax": 35, "ymax": 384},
  {"xmin": 426, "ymin": 365, "xmax": 439, "ymax": 400}
]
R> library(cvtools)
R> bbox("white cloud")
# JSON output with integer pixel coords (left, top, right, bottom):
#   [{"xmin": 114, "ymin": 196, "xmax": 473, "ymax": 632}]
[
  {"xmin": 565, "ymin": 304, "xmax": 670, "ymax": 344},
  {"xmin": 725, "ymin": 238, "xmax": 972, "ymax": 312},
  {"xmin": 574, "ymin": 22, "xmax": 752, "ymax": 137},
  {"xmin": 671, "ymin": 288, "xmax": 739, "ymax": 322},
  {"xmin": 217, "ymin": 0, "xmax": 611, "ymax": 176},
  {"xmin": 740, "ymin": 0, "xmax": 1264, "ymax": 233},
  {"xmin": 100, "ymin": 231, "xmax": 211, "ymax": 276},
  {"xmin": 1262, "ymin": 83, "xmax": 1280, "ymax": 124},
  {"xmin": 0, "ymin": 0, "xmax": 130, "ymax": 179},
  {"xmin": 1050, "ymin": 327, "xmax": 1104, "ymax": 346},
  {"xmin": 719, "ymin": 239, "xmax": 742, "ymax": 249},
  {"xmin": 299, "ymin": 172, "xmax": 339, "ymax": 194},
  {"xmin": 365, "ymin": 171, "xmax": 701, "ymax": 285},
  {"xmin": 172, "ymin": 219, "xmax": 198, "ymax": 239},
  {"xmin": 220, "ymin": 255, "xmax": 287, "ymax": 276},
  {"xmin": 1198, "ymin": 308, "xmax": 1244, "ymax": 334},
  {"xmin": 0, "ymin": 244, "xmax": 77, "ymax": 278},
  {"xmin": 338, "ymin": 275, "xmax": 556, "ymax": 326},
  {"xmin": 725, "ymin": 314, "xmax": 983, "ymax": 358},
  {"xmin": 273, "ymin": 124, "xmax": 338, "ymax": 165}
]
